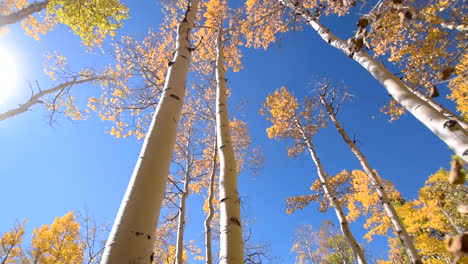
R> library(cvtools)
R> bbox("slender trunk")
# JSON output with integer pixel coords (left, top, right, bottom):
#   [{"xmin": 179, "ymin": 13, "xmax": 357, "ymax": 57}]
[
  {"xmin": 438, "ymin": 204, "xmax": 464, "ymax": 235},
  {"xmin": 100, "ymin": 1, "xmax": 199, "ymax": 263},
  {"xmin": 204, "ymin": 140, "xmax": 218, "ymax": 264},
  {"xmin": 279, "ymin": 0, "xmax": 468, "ymax": 163},
  {"xmin": 0, "ymin": 77, "xmax": 103, "ymax": 122},
  {"xmin": 319, "ymin": 95, "xmax": 422, "ymax": 264},
  {"xmin": 293, "ymin": 117, "xmax": 367, "ymax": 264},
  {"xmin": 216, "ymin": 31, "xmax": 244, "ymax": 264},
  {"xmin": 0, "ymin": 0, "xmax": 49, "ymax": 27},
  {"xmin": 175, "ymin": 169, "xmax": 190, "ymax": 264}
]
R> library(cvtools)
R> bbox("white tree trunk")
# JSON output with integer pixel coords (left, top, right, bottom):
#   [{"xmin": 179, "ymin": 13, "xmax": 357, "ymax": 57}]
[
  {"xmin": 405, "ymin": 85, "xmax": 468, "ymax": 129},
  {"xmin": 279, "ymin": 0, "xmax": 468, "ymax": 163},
  {"xmin": 100, "ymin": 1, "xmax": 199, "ymax": 263},
  {"xmin": 175, "ymin": 169, "xmax": 190, "ymax": 264},
  {"xmin": 294, "ymin": 118, "xmax": 367, "ymax": 264},
  {"xmin": 319, "ymin": 95, "xmax": 422, "ymax": 264},
  {"xmin": 204, "ymin": 141, "xmax": 218, "ymax": 264},
  {"xmin": 216, "ymin": 32, "xmax": 244, "ymax": 264}
]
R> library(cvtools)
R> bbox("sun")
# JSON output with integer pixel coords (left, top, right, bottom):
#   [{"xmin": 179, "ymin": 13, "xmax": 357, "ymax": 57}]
[{"xmin": 0, "ymin": 45, "xmax": 19, "ymax": 106}]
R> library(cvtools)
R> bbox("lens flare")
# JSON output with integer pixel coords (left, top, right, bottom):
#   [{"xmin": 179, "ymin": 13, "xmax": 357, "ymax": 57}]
[{"xmin": 0, "ymin": 45, "xmax": 19, "ymax": 106}]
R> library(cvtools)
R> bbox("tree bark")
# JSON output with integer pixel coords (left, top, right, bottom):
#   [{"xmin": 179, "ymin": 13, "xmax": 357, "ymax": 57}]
[
  {"xmin": 100, "ymin": 1, "xmax": 199, "ymax": 263},
  {"xmin": 279, "ymin": 0, "xmax": 468, "ymax": 163},
  {"xmin": 216, "ymin": 31, "xmax": 244, "ymax": 264},
  {"xmin": 0, "ymin": 77, "xmax": 104, "ymax": 122},
  {"xmin": 293, "ymin": 116, "xmax": 367, "ymax": 264},
  {"xmin": 204, "ymin": 141, "xmax": 218, "ymax": 264},
  {"xmin": 319, "ymin": 94, "xmax": 422, "ymax": 264},
  {"xmin": 175, "ymin": 168, "xmax": 190, "ymax": 264},
  {"xmin": 0, "ymin": 0, "xmax": 49, "ymax": 27},
  {"xmin": 405, "ymin": 85, "xmax": 468, "ymax": 129}
]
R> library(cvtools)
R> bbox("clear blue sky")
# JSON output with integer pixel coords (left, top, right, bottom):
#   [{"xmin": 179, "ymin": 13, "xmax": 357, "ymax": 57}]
[{"xmin": 0, "ymin": 1, "xmax": 456, "ymax": 263}]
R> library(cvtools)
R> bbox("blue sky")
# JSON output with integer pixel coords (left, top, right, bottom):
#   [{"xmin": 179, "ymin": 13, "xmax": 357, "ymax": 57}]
[{"xmin": 0, "ymin": 1, "xmax": 457, "ymax": 263}]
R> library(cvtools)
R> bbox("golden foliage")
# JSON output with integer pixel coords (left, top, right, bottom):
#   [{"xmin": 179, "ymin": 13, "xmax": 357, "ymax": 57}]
[
  {"xmin": 261, "ymin": 86, "xmax": 326, "ymax": 148},
  {"xmin": 30, "ymin": 212, "xmax": 84, "ymax": 264},
  {"xmin": 1, "ymin": 0, "xmax": 128, "ymax": 46},
  {"xmin": 341, "ymin": 170, "xmax": 401, "ymax": 241},
  {"xmin": 448, "ymin": 53, "xmax": 468, "ymax": 120},
  {"xmin": 377, "ymin": 167, "xmax": 468, "ymax": 262},
  {"xmin": 0, "ymin": 220, "xmax": 26, "ymax": 263},
  {"xmin": 285, "ymin": 194, "xmax": 319, "ymax": 214},
  {"xmin": 242, "ymin": 0, "xmax": 352, "ymax": 50}
]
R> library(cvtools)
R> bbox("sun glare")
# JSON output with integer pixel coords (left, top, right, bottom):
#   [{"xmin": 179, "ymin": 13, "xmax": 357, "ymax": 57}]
[{"xmin": 0, "ymin": 45, "xmax": 19, "ymax": 106}]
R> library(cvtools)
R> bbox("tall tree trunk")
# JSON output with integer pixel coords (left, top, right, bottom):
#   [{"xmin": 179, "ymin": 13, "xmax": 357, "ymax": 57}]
[
  {"xmin": 405, "ymin": 85, "xmax": 468, "ymax": 129},
  {"xmin": 175, "ymin": 169, "xmax": 190, "ymax": 264},
  {"xmin": 216, "ymin": 31, "xmax": 244, "ymax": 264},
  {"xmin": 204, "ymin": 140, "xmax": 218, "ymax": 264},
  {"xmin": 294, "ymin": 117, "xmax": 367, "ymax": 264},
  {"xmin": 100, "ymin": 1, "xmax": 199, "ymax": 263},
  {"xmin": 279, "ymin": 0, "xmax": 468, "ymax": 163},
  {"xmin": 319, "ymin": 94, "xmax": 422, "ymax": 264},
  {"xmin": 0, "ymin": 0, "xmax": 49, "ymax": 27}
]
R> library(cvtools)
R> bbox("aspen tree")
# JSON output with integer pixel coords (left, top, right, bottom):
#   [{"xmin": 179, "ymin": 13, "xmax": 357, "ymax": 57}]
[
  {"xmin": 0, "ymin": 220, "xmax": 25, "ymax": 263},
  {"xmin": 276, "ymin": 0, "xmax": 468, "ymax": 163},
  {"xmin": 243, "ymin": 0, "xmax": 468, "ymax": 162},
  {"xmin": 100, "ymin": 1, "xmax": 200, "ymax": 263},
  {"xmin": 174, "ymin": 110, "xmax": 196, "ymax": 264},
  {"xmin": 261, "ymin": 87, "xmax": 367, "ymax": 264},
  {"xmin": 171, "ymin": 97, "xmax": 213, "ymax": 264},
  {"xmin": 204, "ymin": 140, "xmax": 218, "ymax": 264},
  {"xmin": 215, "ymin": 30, "xmax": 244, "ymax": 264},
  {"xmin": 317, "ymin": 82, "xmax": 422, "ymax": 264}
]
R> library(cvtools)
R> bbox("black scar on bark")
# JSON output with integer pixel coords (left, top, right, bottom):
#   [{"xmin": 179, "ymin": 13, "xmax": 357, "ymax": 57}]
[
  {"xmin": 168, "ymin": 61, "xmax": 175, "ymax": 67},
  {"xmin": 164, "ymin": 87, "xmax": 170, "ymax": 92},
  {"xmin": 147, "ymin": 235, "xmax": 151, "ymax": 240},
  {"xmin": 443, "ymin": 120, "xmax": 457, "ymax": 129},
  {"xmin": 170, "ymin": 94, "xmax": 180, "ymax": 100},
  {"xmin": 230, "ymin": 217, "xmax": 241, "ymax": 226},
  {"xmin": 463, "ymin": 149, "xmax": 468, "ymax": 156},
  {"xmin": 150, "ymin": 252, "xmax": 155, "ymax": 262},
  {"xmin": 220, "ymin": 198, "xmax": 228, "ymax": 203},
  {"xmin": 219, "ymin": 145, "xmax": 226, "ymax": 149}
]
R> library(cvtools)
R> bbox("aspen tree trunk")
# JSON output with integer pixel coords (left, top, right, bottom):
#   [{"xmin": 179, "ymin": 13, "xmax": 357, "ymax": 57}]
[
  {"xmin": 319, "ymin": 94, "xmax": 422, "ymax": 264},
  {"xmin": 204, "ymin": 141, "xmax": 218, "ymax": 264},
  {"xmin": 216, "ymin": 31, "xmax": 244, "ymax": 264},
  {"xmin": 100, "ymin": 1, "xmax": 199, "ymax": 263},
  {"xmin": 175, "ymin": 167, "xmax": 190, "ymax": 264},
  {"xmin": 0, "ymin": 0, "xmax": 49, "ymax": 27},
  {"xmin": 278, "ymin": 0, "xmax": 468, "ymax": 163},
  {"xmin": 405, "ymin": 85, "xmax": 468, "ymax": 129},
  {"xmin": 293, "ymin": 117, "xmax": 367, "ymax": 264}
]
